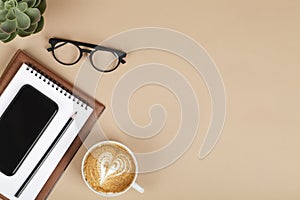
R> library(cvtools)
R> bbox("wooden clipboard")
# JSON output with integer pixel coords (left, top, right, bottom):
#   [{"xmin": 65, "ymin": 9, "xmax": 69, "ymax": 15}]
[{"xmin": 0, "ymin": 50, "xmax": 105, "ymax": 200}]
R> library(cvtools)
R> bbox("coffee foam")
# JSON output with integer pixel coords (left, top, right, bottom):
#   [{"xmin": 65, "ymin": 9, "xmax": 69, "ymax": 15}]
[{"xmin": 83, "ymin": 143, "xmax": 136, "ymax": 194}]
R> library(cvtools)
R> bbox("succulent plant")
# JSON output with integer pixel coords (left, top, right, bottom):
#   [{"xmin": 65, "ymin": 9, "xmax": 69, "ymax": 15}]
[{"xmin": 0, "ymin": 0, "xmax": 46, "ymax": 43}]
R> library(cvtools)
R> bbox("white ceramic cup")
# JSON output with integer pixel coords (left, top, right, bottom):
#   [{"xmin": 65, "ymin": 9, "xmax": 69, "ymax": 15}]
[{"xmin": 81, "ymin": 141, "xmax": 144, "ymax": 197}]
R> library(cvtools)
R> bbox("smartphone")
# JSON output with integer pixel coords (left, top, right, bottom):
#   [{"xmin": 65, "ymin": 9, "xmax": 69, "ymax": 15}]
[{"xmin": 0, "ymin": 84, "xmax": 58, "ymax": 176}]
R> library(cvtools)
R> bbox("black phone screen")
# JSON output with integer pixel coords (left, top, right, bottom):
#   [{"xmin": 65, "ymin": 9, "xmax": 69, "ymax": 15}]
[{"xmin": 0, "ymin": 84, "xmax": 58, "ymax": 176}]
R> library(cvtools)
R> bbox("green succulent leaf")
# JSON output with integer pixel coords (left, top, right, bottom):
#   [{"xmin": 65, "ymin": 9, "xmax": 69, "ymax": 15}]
[
  {"xmin": 0, "ymin": 10, "xmax": 8, "ymax": 22},
  {"xmin": 0, "ymin": 19, "xmax": 16, "ymax": 33},
  {"xmin": 15, "ymin": 9, "xmax": 31, "ymax": 29},
  {"xmin": 33, "ymin": 15, "xmax": 43, "ymax": 33},
  {"xmin": 34, "ymin": 0, "xmax": 41, "ymax": 7},
  {"xmin": 0, "ymin": 1, "xmax": 4, "ymax": 10},
  {"xmin": 17, "ymin": 2, "xmax": 28, "ymax": 12},
  {"xmin": 25, "ymin": 8, "xmax": 40, "ymax": 24},
  {"xmin": 2, "ymin": 31, "xmax": 16, "ymax": 43},
  {"xmin": 36, "ymin": 0, "xmax": 46, "ymax": 14},
  {"xmin": 21, "ymin": 0, "xmax": 36, "ymax": 8},
  {"xmin": 4, "ymin": 0, "xmax": 15, "ymax": 10},
  {"xmin": 24, "ymin": 22, "xmax": 37, "ymax": 32},
  {"xmin": 6, "ymin": 9, "xmax": 16, "ymax": 20},
  {"xmin": 0, "ymin": 31, "xmax": 10, "ymax": 41},
  {"xmin": 17, "ymin": 29, "xmax": 31, "ymax": 37}
]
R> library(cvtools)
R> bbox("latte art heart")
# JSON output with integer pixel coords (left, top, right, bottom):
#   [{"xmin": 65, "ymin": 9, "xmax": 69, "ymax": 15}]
[
  {"xmin": 83, "ymin": 143, "xmax": 136, "ymax": 194},
  {"xmin": 98, "ymin": 152, "xmax": 132, "ymax": 185}
]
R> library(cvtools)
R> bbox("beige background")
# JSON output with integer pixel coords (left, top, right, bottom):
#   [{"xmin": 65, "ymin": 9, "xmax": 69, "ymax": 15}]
[{"xmin": 0, "ymin": 0, "xmax": 300, "ymax": 199}]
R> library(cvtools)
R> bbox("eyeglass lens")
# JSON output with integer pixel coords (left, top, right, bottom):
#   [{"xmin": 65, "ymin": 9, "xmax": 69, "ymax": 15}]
[
  {"xmin": 91, "ymin": 50, "xmax": 119, "ymax": 72},
  {"xmin": 53, "ymin": 42, "xmax": 81, "ymax": 65}
]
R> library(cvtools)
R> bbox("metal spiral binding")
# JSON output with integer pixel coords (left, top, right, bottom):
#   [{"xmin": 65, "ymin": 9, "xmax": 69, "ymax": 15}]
[{"xmin": 25, "ymin": 64, "xmax": 89, "ymax": 110}]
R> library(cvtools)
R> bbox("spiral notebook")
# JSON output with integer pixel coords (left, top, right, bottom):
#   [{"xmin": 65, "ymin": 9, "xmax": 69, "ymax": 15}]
[{"xmin": 0, "ymin": 50, "xmax": 105, "ymax": 200}]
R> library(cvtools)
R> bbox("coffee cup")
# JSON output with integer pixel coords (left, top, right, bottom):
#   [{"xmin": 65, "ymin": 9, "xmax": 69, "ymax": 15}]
[{"xmin": 81, "ymin": 141, "xmax": 144, "ymax": 197}]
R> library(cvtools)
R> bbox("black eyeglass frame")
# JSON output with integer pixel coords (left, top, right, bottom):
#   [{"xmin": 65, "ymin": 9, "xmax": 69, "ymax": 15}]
[{"xmin": 47, "ymin": 38, "xmax": 127, "ymax": 73}]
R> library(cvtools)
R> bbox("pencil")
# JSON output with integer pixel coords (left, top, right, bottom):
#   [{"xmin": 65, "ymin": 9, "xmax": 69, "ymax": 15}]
[{"xmin": 15, "ymin": 112, "xmax": 77, "ymax": 198}]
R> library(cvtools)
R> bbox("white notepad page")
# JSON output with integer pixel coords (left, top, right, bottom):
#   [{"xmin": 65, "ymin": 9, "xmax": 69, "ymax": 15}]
[{"xmin": 0, "ymin": 64, "xmax": 93, "ymax": 200}]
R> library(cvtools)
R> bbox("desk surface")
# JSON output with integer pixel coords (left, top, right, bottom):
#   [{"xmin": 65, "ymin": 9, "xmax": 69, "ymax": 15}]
[{"xmin": 1, "ymin": 0, "xmax": 300, "ymax": 199}]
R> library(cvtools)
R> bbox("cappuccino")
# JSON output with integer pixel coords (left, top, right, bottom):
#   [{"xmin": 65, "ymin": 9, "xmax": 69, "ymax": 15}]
[{"xmin": 83, "ymin": 142, "xmax": 136, "ymax": 194}]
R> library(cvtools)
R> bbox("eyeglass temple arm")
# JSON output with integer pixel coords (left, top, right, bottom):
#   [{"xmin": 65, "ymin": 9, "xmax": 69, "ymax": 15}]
[
  {"xmin": 120, "ymin": 58, "xmax": 126, "ymax": 64},
  {"xmin": 47, "ymin": 42, "xmax": 69, "ymax": 52}
]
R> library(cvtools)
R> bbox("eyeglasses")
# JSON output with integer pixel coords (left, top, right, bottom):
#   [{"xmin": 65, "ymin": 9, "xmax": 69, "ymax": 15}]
[{"xmin": 47, "ymin": 38, "xmax": 127, "ymax": 73}]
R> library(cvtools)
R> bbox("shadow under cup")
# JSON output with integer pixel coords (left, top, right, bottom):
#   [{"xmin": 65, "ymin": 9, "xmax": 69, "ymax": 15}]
[{"xmin": 81, "ymin": 141, "xmax": 139, "ymax": 197}]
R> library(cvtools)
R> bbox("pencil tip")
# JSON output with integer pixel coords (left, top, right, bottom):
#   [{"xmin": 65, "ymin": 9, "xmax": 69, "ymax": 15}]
[{"xmin": 73, "ymin": 111, "xmax": 78, "ymax": 118}]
